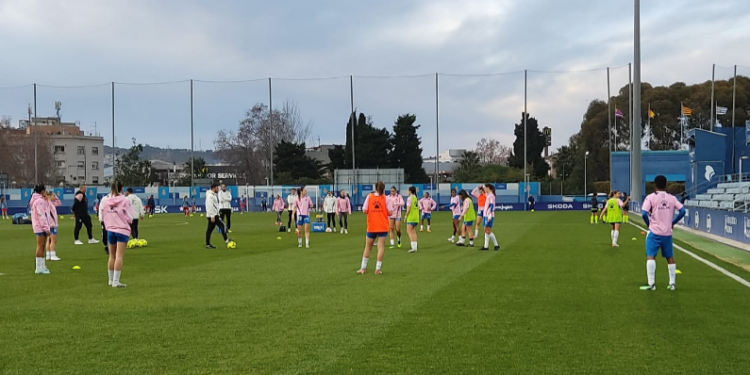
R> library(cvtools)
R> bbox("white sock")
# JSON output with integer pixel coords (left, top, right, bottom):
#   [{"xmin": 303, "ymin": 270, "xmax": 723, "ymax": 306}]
[
  {"xmin": 427, "ymin": 225, "xmax": 431, "ymax": 230},
  {"xmin": 376, "ymin": 261, "xmax": 383, "ymax": 271},
  {"xmin": 668, "ymin": 263, "xmax": 676, "ymax": 285},
  {"xmin": 298, "ymin": 238, "xmax": 302, "ymax": 245},
  {"xmin": 305, "ymin": 238, "xmax": 310, "ymax": 246},
  {"xmin": 647, "ymin": 260, "xmax": 656, "ymax": 286},
  {"xmin": 457, "ymin": 236, "xmax": 464, "ymax": 243},
  {"xmin": 420, "ymin": 225, "xmax": 423, "ymax": 230},
  {"xmin": 613, "ymin": 230, "xmax": 619, "ymax": 244},
  {"xmin": 35, "ymin": 257, "xmax": 44, "ymax": 271},
  {"xmin": 484, "ymin": 234, "xmax": 490, "ymax": 248},
  {"xmin": 50, "ymin": 251, "xmax": 56, "ymax": 258},
  {"xmin": 113, "ymin": 270, "xmax": 122, "ymax": 285},
  {"xmin": 474, "ymin": 229, "xmax": 478, "ymax": 237},
  {"xmin": 390, "ymin": 239, "xmax": 395, "ymax": 246},
  {"xmin": 610, "ymin": 230, "xmax": 614, "ymax": 242},
  {"xmin": 411, "ymin": 241, "xmax": 417, "ymax": 250},
  {"xmin": 108, "ymin": 270, "xmax": 114, "ymax": 284},
  {"xmin": 490, "ymin": 233, "xmax": 498, "ymax": 246},
  {"xmin": 361, "ymin": 257, "xmax": 369, "ymax": 270}
]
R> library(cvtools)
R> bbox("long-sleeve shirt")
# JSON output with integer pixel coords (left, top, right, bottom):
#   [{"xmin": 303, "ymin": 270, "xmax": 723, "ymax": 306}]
[
  {"xmin": 323, "ymin": 196, "xmax": 337, "ymax": 213},
  {"xmin": 386, "ymin": 194, "xmax": 404, "ymax": 219},
  {"xmin": 419, "ymin": 197, "xmax": 437, "ymax": 213},
  {"xmin": 98, "ymin": 194, "xmax": 110, "ymax": 221},
  {"xmin": 287, "ymin": 194, "xmax": 298, "ymax": 211},
  {"xmin": 205, "ymin": 190, "xmax": 220, "ymax": 218},
  {"xmin": 128, "ymin": 194, "xmax": 145, "ymax": 218},
  {"xmin": 449, "ymin": 195, "xmax": 462, "ymax": 216},
  {"xmin": 294, "ymin": 196, "xmax": 314, "ymax": 217},
  {"xmin": 47, "ymin": 196, "xmax": 61, "ymax": 228},
  {"xmin": 30, "ymin": 193, "xmax": 50, "ymax": 234},
  {"xmin": 273, "ymin": 198, "xmax": 285, "ymax": 212},
  {"xmin": 218, "ymin": 190, "xmax": 233, "ymax": 210},
  {"xmin": 101, "ymin": 195, "xmax": 134, "ymax": 237},
  {"xmin": 336, "ymin": 197, "xmax": 352, "ymax": 214},
  {"xmin": 483, "ymin": 194, "xmax": 496, "ymax": 219}
]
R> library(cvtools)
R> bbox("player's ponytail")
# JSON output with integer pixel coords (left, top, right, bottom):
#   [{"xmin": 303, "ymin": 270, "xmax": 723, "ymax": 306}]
[
  {"xmin": 110, "ymin": 181, "xmax": 124, "ymax": 196},
  {"xmin": 33, "ymin": 184, "xmax": 46, "ymax": 194},
  {"xmin": 484, "ymin": 183, "xmax": 496, "ymax": 195},
  {"xmin": 375, "ymin": 181, "xmax": 386, "ymax": 195},
  {"xmin": 408, "ymin": 186, "xmax": 417, "ymax": 196},
  {"xmin": 458, "ymin": 189, "xmax": 469, "ymax": 201}
]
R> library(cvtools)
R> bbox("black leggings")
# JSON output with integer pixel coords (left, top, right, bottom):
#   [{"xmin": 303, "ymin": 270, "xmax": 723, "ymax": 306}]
[
  {"xmin": 74, "ymin": 214, "xmax": 93, "ymax": 240},
  {"xmin": 339, "ymin": 213, "xmax": 348, "ymax": 230},
  {"xmin": 130, "ymin": 219, "xmax": 139, "ymax": 239},
  {"xmin": 288, "ymin": 211, "xmax": 297, "ymax": 228},
  {"xmin": 327, "ymin": 213, "xmax": 336, "ymax": 228},
  {"xmin": 220, "ymin": 209, "xmax": 232, "ymax": 230},
  {"xmin": 101, "ymin": 222, "xmax": 108, "ymax": 248},
  {"xmin": 206, "ymin": 216, "xmax": 228, "ymax": 245}
]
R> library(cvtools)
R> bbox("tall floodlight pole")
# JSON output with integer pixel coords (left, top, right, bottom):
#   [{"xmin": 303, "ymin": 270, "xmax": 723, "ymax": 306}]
[
  {"xmin": 33, "ymin": 84, "xmax": 38, "ymax": 183},
  {"xmin": 732, "ymin": 65, "xmax": 738, "ymax": 173},
  {"xmin": 523, "ymin": 69, "xmax": 528, "ymax": 187},
  {"xmin": 631, "ymin": 0, "xmax": 643, "ymax": 203},
  {"xmin": 628, "ymin": 63, "xmax": 632, "ymax": 182},
  {"xmin": 710, "ymin": 64, "xmax": 715, "ymax": 132},
  {"xmin": 607, "ymin": 67, "xmax": 612, "ymax": 187},
  {"xmin": 350, "ymin": 75, "xmax": 356, "ymax": 187},
  {"xmin": 190, "ymin": 79, "xmax": 194, "ymax": 189},
  {"xmin": 269, "ymin": 77, "xmax": 274, "ymax": 186},
  {"xmin": 435, "ymin": 73, "xmax": 440, "ymax": 188},
  {"xmin": 111, "ymin": 82, "xmax": 116, "ymax": 178}
]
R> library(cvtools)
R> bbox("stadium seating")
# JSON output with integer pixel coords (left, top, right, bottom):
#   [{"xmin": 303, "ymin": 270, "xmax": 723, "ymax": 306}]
[{"xmin": 685, "ymin": 182, "xmax": 750, "ymax": 212}]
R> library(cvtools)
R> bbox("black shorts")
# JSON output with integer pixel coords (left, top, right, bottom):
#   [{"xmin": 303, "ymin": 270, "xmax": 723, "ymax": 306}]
[
  {"xmin": 622, "ymin": 207, "xmax": 629, "ymax": 212},
  {"xmin": 591, "ymin": 209, "xmax": 598, "ymax": 213}
]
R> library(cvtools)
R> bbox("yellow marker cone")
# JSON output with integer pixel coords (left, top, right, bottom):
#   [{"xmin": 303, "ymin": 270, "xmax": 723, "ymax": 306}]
[
  {"xmin": 676, "ymin": 269, "xmax": 682, "ymax": 274},
  {"xmin": 72, "ymin": 265, "xmax": 81, "ymax": 270},
  {"xmin": 276, "ymin": 237, "xmax": 282, "ymax": 240}
]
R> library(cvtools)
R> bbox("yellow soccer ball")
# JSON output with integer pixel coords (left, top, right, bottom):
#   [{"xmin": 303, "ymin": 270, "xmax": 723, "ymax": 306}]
[
  {"xmin": 227, "ymin": 241, "xmax": 237, "ymax": 249},
  {"xmin": 189, "ymin": 214, "xmax": 194, "ymax": 218},
  {"xmin": 59, "ymin": 215, "xmax": 65, "ymax": 220},
  {"xmin": 200, "ymin": 214, "xmax": 205, "ymax": 218},
  {"xmin": 127, "ymin": 240, "xmax": 137, "ymax": 249},
  {"xmin": 138, "ymin": 239, "xmax": 148, "ymax": 247}
]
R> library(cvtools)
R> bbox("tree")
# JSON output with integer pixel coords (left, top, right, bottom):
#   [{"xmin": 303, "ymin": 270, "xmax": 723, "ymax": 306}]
[
  {"xmin": 343, "ymin": 111, "xmax": 391, "ymax": 169},
  {"xmin": 475, "ymin": 138, "xmax": 511, "ymax": 165},
  {"xmin": 214, "ymin": 101, "xmax": 312, "ymax": 184},
  {"xmin": 327, "ymin": 144, "xmax": 346, "ymax": 173},
  {"xmin": 273, "ymin": 141, "xmax": 325, "ymax": 183},
  {"xmin": 390, "ymin": 114, "xmax": 428, "ymax": 182},
  {"xmin": 0, "ymin": 127, "xmax": 55, "ymax": 186},
  {"xmin": 176, "ymin": 157, "xmax": 208, "ymax": 185},
  {"xmin": 114, "ymin": 144, "xmax": 155, "ymax": 187},
  {"xmin": 508, "ymin": 113, "xmax": 549, "ymax": 177},
  {"xmin": 453, "ymin": 151, "xmax": 481, "ymax": 182}
]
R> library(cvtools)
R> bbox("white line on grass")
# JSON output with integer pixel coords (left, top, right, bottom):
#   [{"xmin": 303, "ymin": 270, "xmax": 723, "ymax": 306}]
[{"xmin": 629, "ymin": 222, "xmax": 750, "ymax": 289}]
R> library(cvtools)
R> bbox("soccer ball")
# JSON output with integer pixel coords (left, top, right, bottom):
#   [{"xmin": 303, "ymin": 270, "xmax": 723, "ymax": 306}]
[
  {"xmin": 200, "ymin": 214, "xmax": 205, "ymax": 218},
  {"xmin": 127, "ymin": 240, "xmax": 137, "ymax": 249},
  {"xmin": 227, "ymin": 241, "xmax": 237, "ymax": 249},
  {"xmin": 149, "ymin": 214, "xmax": 154, "ymax": 218},
  {"xmin": 189, "ymin": 214, "xmax": 194, "ymax": 217},
  {"xmin": 325, "ymin": 227, "xmax": 332, "ymax": 233},
  {"xmin": 59, "ymin": 216, "xmax": 65, "ymax": 220},
  {"xmin": 138, "ymin": 239, "xmax": 148, "ymax": 247}
]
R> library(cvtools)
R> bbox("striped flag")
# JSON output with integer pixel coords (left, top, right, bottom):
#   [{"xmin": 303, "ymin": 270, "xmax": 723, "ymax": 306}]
[
  {"xmin": 682, "ymin": 105, "xmax": 693, "ymax": 117},
  {"xmin": 615, "ymin": 109, "xmax": 624, "ymax": 118},
  {"xmin": 716, "ymin": 106, "xmax": 728, "ymax": 115}
]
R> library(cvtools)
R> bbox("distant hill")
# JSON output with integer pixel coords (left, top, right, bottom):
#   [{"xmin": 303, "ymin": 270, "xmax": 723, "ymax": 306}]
[{"xmin": 103, "ymin": 145, "xmax": 221, "ymax": 166}]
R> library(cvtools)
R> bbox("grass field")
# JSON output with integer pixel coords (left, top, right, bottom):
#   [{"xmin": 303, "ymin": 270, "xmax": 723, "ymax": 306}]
[{"xmin": 2, "ymin": 211, "xmax": 750, "ymax": 374}]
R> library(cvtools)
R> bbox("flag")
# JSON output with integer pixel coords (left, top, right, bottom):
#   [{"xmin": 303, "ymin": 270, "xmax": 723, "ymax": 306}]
[
  {"xmin": 648, "ymin": 110, "xmax": 656, "ymax": 119},
  {"xmin": 615, "ymin": 109, "xmax": 624, "ymax": 118},
  {"xmin": 682, "ymin": 105, "xmax": 693, "ymax": 117},
  {"xmin": 716, "ymin": 106, "xmax": 728, "ymax": 115}
]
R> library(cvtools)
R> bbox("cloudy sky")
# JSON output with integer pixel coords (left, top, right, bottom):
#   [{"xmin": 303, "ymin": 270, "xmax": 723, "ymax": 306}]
[{"xmin": 1, "ymin": 0, "xmax": 749, "ymax": 158}]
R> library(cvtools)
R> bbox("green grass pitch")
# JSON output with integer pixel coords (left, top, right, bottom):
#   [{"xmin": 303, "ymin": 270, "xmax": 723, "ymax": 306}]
[{"xmin": 2, "ymin": 212, "xmax": 750, "ymax": 374}]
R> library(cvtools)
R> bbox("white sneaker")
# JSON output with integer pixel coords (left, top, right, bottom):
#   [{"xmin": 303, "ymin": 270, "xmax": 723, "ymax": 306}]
[
  {"xmin": 74, "ymin": 240, "xmax": 84, "ymax": 245},
  {"xmin": 408, "ymin": 248, "xmax": 418, "ymax": 253},
  {"xmin": 448, "ymin": 237, "xmax": 455, "ymax": 243},
  {"xmin": 111, "ymin": 283, "xmax": 127, "ymax": 288},
  {"xmin": 306, "ymin": 245, "xmax": 310, "ymax": 248},
  {"xmin": 49, "ymin": 256, "xmax": 61, "ymax": 261},
  {"xmin": 88, "ymin": 239, "xmax": 100, "ymax": 244}
]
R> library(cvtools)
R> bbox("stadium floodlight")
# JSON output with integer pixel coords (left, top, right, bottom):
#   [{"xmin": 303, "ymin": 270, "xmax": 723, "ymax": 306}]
[{"xmin": 584, "ymin": 152, "xmax": 590, "ymax": 197}]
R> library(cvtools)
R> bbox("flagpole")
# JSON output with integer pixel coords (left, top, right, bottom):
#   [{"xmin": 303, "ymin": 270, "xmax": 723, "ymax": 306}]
[
  {"xmin": 710, "ymin": 63, "xmax": 715, "ymax": 132},
  {"xmin": 607, "ymin": 67, "xmax": 612, "ymax": 187},
  {"xmin": 631, "ymin": 0, "xmax": 643, "ymax": 203}
]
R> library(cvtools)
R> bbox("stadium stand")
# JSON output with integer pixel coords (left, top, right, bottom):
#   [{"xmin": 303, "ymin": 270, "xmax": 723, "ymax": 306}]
[{"xmin": 685, "ymin": 182, "xmax": 750, "ymax": 212}]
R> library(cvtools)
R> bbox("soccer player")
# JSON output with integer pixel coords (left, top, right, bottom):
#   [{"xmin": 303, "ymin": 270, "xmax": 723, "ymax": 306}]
[
  {"xmin": 72, "ymin": 184, "xmax": 99, "ymax": 245},
  {"xmin": 182, "ymin": 195, "xmax": 191, "ymax": 218},
  {"xmin": 386, "ymin": 186, "xmax": 404, "ymax": 249},
  {"xmin": 324, "ymin": 190, "xmax": 337, "ymax": 232},
  {"xmin": 45, "ymin": 191, "xmax": 61, "ymax": 261},
  {"xmin": 471, "ymin": 186, "xmax": 486, "ymax": 238},
  {"xmin": 101, "ymin": 181, "xmax": 134, "ymax": 288},
  {"xmin": 528, "ymin": 195, "xmax": 536, "ymax": 212},
  {"xmin": 1, "ymin": 196, "xmax": 8, "ymax": 219},
  {"xmin": 599, "ymin": 191, "xmax": 629, "ymax": 247},
  {"xmin": 240, "ymin": 194, "xmax": 246, "ymax": 214},
  {"xmin": 337, "ymin": 190, "xmax": 351, "ymax": 234},
  {"xmin": 448, "ymin": 189, "xmax": 462, "ymax": 243},
  {"xmin": 218, "ymin": 184, "xmax": 233, "ymax": 233},
  {"xmin": 147, "ymin": 195, "xmax": 156, "ymax": 216},
  {"xmin": 293, "ymin": 186, "xmax": 314, "ymax": 248},
  {"xmin": 590, "ymin": 194, "xmax": 599, "ymax": 224},
  {"xmin": 641, "ymin": 175, "xmax": 686, "ymax": 291},
  {"xmin": 620, "ymin": 191, "xmax": 630, "ymax": 223},
  {"xmin": 481, "ymin": 183, "xmax": 500, "ymax": 251},
  {"xmin": 30, "ymin": 185, "xmax": 51, "ymax": 274},
  {"xmin": 273, "ymin": 195, "xmax": 285, "ymax": 225},
  {"xmin": 456, "ymin": 190, "xmax": 476, "ymax": 247},
  {"xmin": 125, "ymin": 188, "xmax": 145, "ymax": 239},
  {"xmin": 205, "ymin": 183, "xmax": 229, "ymax": 249},
  {"xmin": 357, "ymin": 181, "xmax": 393, "ymax": 275},
  {"xmin": 419, "ymin": 192, "xmax": 437, "ymax": 232},
  {"xmin": 405, "ymin": 186, "xmax": 420, "ymax": 253},
  {"xmin": 287, "ymin": 188, "xmax": 298, "ymax": 232}
]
